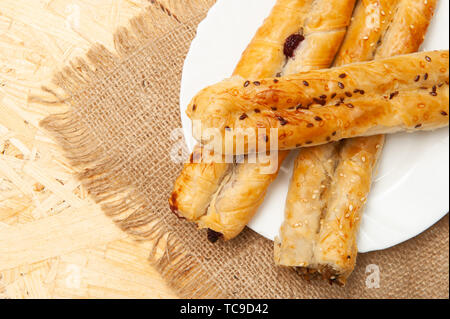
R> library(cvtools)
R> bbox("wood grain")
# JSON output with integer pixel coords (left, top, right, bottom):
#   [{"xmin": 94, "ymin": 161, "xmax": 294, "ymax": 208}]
[{"xmin": 0, "ymin": 0, "xmax": 177, "ymax": 299}]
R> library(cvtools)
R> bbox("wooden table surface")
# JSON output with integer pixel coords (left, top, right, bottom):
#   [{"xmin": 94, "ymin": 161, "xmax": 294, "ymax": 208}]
[{"xmin": 0, "ymin": 0, "xmax": 177, "ymax": 299}]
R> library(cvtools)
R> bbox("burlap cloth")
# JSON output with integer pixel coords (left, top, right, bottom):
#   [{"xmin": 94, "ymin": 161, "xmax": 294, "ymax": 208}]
[{"xmin": 40, "ymin": 0, "xmax": 449, "ymax": 299}]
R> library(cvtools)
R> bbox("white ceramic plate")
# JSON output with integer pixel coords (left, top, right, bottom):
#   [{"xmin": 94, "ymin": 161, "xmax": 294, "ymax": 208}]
[{"xmin": 180, "ymin": 0, "xmax": 449, "ymax": 253}]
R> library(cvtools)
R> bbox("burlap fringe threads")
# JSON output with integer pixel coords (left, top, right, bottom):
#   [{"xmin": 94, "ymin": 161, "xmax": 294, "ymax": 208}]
[{"xmin": 40, "ymin": 0, "xmax": 224, "ymax": 299}]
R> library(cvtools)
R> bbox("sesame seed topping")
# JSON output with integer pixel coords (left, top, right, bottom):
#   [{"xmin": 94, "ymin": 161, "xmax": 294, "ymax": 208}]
[
  {"xmin": 271, "ymin": 107, "xmax": 277, "ymax": 111},
  {"xmin": 424, "ymin": 73, "xmax": 429, "ymax": 80},
  {"xmin": 273, "ymin": 79, "xmax": 279, "ymax": 83},
  {"xmin": 277, "ymin": 116, "xmax": 288, "ymax": 125},
  {"xmin": 303, "ymin": 81, "xmax": 309, "ymax": 86},
  {"xmin": 349, "ymin": 205, "xmax": 354, "ymax": 211},
  {"xmin": 244, "ymin": 81, "xmax": 250, "ymax": 87},
  {"xmin": 254, "ymin": 108, "xmax": 261, "ymax": 113},
  {"xmin": 415, "ymin": 124, "xmax": 422, "ymax": 128},
  {"xmin": 425, "ymin": 56, "xmax": 432, "ymax": 62},
  {"xmin": 192, "ymin": 104, "xmax": 197, "ymax": 111},
  {"xmin": 239, "ymin": 113, "xmax": 248, "ymax": 120},
  {"xmin": 253, "ymin": 81, "xmax": 260, "ymax": 86},
  {"xmin": 314, "ymin": 116, "xmax": 323, "ymax": 121},
  {"xmin": 307, "ymin": 123, "xmax": 314, "ymax": 128},
  {"xmin": 415, "ymin": 75, "xmax": 420, "ymax": 82},
  {"xmin": 441, "ymin": 111, "xmax": 448, "ymax": 116},
  {"xmin": 347, "ymin": 103, "xmax": 354, "ymax": 108},
  {"xmin": 338, "ymin": 82, "xmax": 345, "ymax": 89},
  {"xmin": 389, "ymin": 91, "xmax": 399, "ymax": 99},
  {"xmin": 345, "ymin": 92, "xmax": 352, "ymax": 97},
  {"xmin": 339, "ymin": 73, "xmax": 347, "ymax": 78}
]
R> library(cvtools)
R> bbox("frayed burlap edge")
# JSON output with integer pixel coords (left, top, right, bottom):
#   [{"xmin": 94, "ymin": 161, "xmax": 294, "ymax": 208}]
[{"xmin": 39, "ymin": 0, "xmax": 224, "ymax": 299}]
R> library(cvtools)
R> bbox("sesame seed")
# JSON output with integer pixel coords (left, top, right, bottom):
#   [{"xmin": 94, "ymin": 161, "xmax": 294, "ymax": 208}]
[
  {"xmin": 441, "ymin": 111, "xmax": 448, "ymax": 116},
  {"xmin": 349, "ymin": 205, "xmax": 354, "ymax": 211},
  {"xmin": 253, "ymin": 81, "xmax": 261, "ymax": 86},
  {"xmin": 361, "ymin": 156, "xmax": 366, "ymax": 162},
  {"xmin": 339, "ymin": 73, "xmax": 347, "ymax": 78},
  {"xmin": 239, "ymin": 113, "xmax": 248, "ymax": 120},
  {"xmin": 254, "ymin": 108, "xmax": 261, "ymax": 113},
  {"xmin": 276, "ymin": 116, "xmax": 288, "ymax": 126},
  {"xmin": 338, "ymin": 82, "xmax": 345, "ymax": 89},
  {"xmin": 303, "ymin": 81, "xmax": 309, "ymax": 86},
  {"xmin": 425, "ymin": 56, "xmax": 432, "ymax": 62},
  {"xmin": 244, "ymin": 81, "xmax": 250, "ymax": 87},
  {"xmin": 415, "ymin": 75, "xmax": 420, "ymax": 82},
  {"xmin": 363, "ymin": 36, "xmax": 369, "ymax": 40}
]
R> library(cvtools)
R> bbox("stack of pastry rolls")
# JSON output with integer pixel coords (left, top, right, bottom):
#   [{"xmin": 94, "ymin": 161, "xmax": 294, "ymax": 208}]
[
  {"xmin": 171, "ymin": 0, "xmax": 357, "ymax": 241},
  {"xmin": 275, "ymin": 0, "xmax": 440, "ymax": 285},
  {"xmin": 172, "ymin": 0, "xmax": 449, "ymax": 285}
]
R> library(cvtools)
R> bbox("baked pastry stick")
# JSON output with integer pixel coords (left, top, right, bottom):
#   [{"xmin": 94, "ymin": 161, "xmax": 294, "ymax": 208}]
[
  {"xmin": 275, "ymin": 0, "xmax": 439, "ymax": 284},
  {"xmin": 315, "ymin": 0, "xmax": 439, "ymax": 283},
  {"xmin": 171, "ymin": 0, "xmax": 356, "ymax": 240},
  {"xmin": 170, "ymin": 0, "xmax": 304, "ymax": 224},
  {"xmin": 188, "ymin": 51, "xmax": 449, "ymax": 155}
]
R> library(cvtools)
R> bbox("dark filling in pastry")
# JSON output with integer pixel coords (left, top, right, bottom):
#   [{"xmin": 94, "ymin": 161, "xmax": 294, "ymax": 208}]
[
  {"xmin": 284, "ymin": 33, "xmax": 305, "ymax": 58},
  {"xmin": 207, "ymin": 229, "xmax": 223, "ymax": 243}
]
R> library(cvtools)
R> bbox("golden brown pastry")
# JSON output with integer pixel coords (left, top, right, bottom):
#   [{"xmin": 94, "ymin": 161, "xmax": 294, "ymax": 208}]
[
  {"xmin": 275, "ymin": 0, "xmax": 439, "ymax": 285},
  {"xmin": 171, "ymin": 0, "xmax": 356, "ymax": 240},
  {"xmin": 188, "ymin": 51, "xmax": 449, "ymax": 155}
]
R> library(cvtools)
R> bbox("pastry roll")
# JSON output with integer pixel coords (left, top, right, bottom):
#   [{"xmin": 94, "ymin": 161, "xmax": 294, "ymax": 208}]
[
  {"xmin": 275, "ymin": 0, "xmax": 439, "ymax": 285},
  {"xmin": 171, "ymin": 0, "xmax": 356, "ymax": 240},
  {"xmin": 188, "ymin": 50, "xmax": 449, "ymax": 155},
  {"xmin": 170, "ymin": 0, "xmax": 304, "ymax": 230}
]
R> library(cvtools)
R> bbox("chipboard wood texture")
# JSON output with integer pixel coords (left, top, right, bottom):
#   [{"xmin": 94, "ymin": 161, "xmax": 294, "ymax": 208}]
[{"xmin": 0, "ymin": 0, "xmax": 177, "ymax": 299}]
